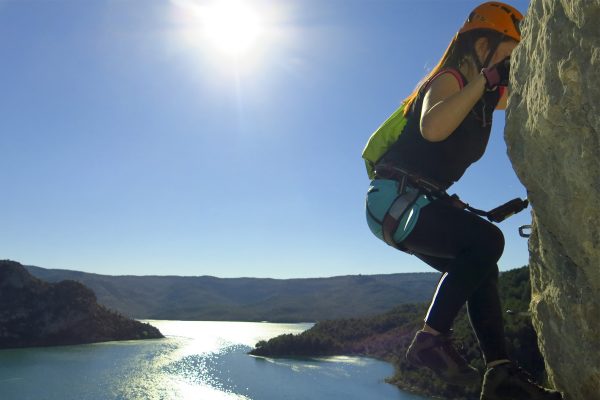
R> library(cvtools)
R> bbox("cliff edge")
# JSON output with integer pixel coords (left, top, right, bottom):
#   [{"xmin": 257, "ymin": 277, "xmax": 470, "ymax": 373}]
[
  {"xmin": 505, "ymin": 1, "xmax": 600, "ymax": 399},
  {"xmin": 0, "ymin": 260, "xmax": 163, "ymax": 349}
]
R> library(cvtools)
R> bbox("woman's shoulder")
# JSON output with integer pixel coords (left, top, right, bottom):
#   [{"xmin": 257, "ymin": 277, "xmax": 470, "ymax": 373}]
[
  {"xmin": 425, "ymin": 68, "xmax": 465, "ymax": 91},
  {"xmin": 420, "ymin": 68, "xmax": 464, "ymax": 109},
  {"xmin": 405, "ymin": 68, "xmax": 465, "ymax": 117}
]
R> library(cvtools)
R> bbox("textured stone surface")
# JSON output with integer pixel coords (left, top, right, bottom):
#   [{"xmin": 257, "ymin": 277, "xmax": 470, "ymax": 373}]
[{"xmin": 505, "ymin": 1, "xmax": 600, "ymax": 399}]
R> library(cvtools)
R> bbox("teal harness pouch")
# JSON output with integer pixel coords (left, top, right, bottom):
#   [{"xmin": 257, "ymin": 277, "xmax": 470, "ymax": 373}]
[{"xmin": 365, "ymin": 179, "xmax": 430, "ymax": 246}]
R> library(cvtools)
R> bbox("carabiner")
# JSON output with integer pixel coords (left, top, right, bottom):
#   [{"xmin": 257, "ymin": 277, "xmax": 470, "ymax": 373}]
[{"xmin": 519, "ymin": 225, "xmax": 532, "ymax": 238}]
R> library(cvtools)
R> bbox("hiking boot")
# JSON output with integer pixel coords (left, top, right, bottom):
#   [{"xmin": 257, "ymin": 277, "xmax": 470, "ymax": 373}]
[
  {"xmin": 480, "ymin": 362, "xmax": 563, "ymax": 400},
  {"xmin": 406, "ymin": 330, "xmax": 480, "ymax": 386}
]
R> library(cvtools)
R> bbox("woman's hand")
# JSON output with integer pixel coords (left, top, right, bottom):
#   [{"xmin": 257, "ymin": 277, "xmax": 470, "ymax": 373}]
[{"xmin": 481, "ymin": 57, "xmax": 511, "ymax": 89}]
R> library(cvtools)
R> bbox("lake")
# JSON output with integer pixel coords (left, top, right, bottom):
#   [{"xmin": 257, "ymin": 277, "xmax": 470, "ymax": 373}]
[{"xmin": 0, "ymin": 320, "xmax": 428, "ymax": 400}]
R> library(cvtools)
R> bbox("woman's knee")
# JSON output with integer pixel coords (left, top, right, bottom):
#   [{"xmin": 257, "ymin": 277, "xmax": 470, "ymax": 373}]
[
  {"xmin": 473, "ymin": 222, "xmax": 505, "ymax": 264},
  {"xmin": 489, "ymin": 224, "xmax": 505, "ymax": 258}
]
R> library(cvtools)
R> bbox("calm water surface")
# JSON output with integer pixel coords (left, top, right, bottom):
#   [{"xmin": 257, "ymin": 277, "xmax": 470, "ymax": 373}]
[{"xmin": 0, "ymin": 320, "xmax": 427, "ymax": 400}]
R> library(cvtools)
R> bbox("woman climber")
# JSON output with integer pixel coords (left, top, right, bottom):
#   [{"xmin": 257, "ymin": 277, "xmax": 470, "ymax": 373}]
[{"xmin": 363, "ymin": 2, "xmax": 563, "ymax": 399}]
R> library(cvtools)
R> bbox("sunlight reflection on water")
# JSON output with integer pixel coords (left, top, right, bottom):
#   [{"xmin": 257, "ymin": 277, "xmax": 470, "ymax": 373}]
[
  {"xmin": 126, "ymin": 320, "xmax": 313, "ymax": 399},
  {"xmin": 0, "ymin": 320, "xmax": 424, "ymax": 400}
]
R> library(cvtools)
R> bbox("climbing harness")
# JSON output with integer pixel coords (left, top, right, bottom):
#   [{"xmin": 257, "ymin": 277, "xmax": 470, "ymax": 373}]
[
  {"xmin": 380, "ymin": 176, "xmax": 421, "ymax": 250},
  {"xmin": 374, "ymin": 164, "xmax": 529, "ymax": 249}
]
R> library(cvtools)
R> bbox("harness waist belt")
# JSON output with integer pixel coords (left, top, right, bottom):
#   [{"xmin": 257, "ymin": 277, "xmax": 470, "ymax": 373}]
[
  {"xmin": 373, "ymin": 165, "xmax": 529, "ymax": 238},
  {"xmin": 374, "ymin": 164, "xmax": 447, "ymax": 194}
]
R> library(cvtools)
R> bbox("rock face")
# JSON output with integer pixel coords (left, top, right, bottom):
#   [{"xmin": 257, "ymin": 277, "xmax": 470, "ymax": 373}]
[
  {"xmin": 0, "ymin": 260, "xmax": 163, "ymax": 349},
  {"xmin": 505, "ymin": 1, "xmax": 600, "ymax": 399}
]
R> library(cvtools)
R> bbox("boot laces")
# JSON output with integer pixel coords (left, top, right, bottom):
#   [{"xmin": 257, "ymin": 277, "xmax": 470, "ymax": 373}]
[{"xmin": 438, "ymin": 333, "xmax": 468, "ymax": 367}]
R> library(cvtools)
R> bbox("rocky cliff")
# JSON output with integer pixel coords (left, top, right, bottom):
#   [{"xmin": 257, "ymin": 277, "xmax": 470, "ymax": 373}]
[
  {"xmin": 505, "ymin": 1, "xmax": 600, "ymax": 399},
  {"xmin": 0, "ymin": 260, "xmax": 163, "ymax": 349}
]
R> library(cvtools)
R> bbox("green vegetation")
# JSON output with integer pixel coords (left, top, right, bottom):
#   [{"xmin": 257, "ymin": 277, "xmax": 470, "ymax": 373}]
[
  {"xmin": 25, "ymin": 265, "xmax": 439, "ymax": 322},
  {"xmin": 250, "ymin": 267, "xmax": 545, "ymax": 400},
  {"xmin": 0, "ymin": 260, "xmax": 163, "ymax": 349}
]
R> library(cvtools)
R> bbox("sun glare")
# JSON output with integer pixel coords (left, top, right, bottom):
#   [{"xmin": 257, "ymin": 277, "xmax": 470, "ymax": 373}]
[
  {"xmin": 202, "ymin": 0, "xmax": 263, "ymax": 57},
  {"xmin": 170, "ymin": 0, "xmax": 287, "ymax": 75}
]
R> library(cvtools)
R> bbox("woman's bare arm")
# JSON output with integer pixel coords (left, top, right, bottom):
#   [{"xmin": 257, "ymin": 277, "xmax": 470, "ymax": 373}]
[{"xmin": 420, "ymin": 72, "xmax": 487, "ymax": 142}]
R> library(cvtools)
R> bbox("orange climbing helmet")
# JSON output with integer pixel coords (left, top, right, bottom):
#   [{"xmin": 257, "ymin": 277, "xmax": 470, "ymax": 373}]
[{"xmin": 459, "ymin": 2, "xmax": 524, "ymax": 42}]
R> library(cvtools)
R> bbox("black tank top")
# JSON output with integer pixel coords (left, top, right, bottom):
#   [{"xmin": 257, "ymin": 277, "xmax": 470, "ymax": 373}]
[{"xmin": 379, "ymin": 69, "xmax": 501, "ymax": 189}]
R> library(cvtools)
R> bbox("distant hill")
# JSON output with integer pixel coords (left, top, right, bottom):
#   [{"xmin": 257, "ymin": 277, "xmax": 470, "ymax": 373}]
[
  {"xmin": 23, "ymin": 264, "xmax": 440, "ymax": 322},
  {"xmin": 0, "ymin": 260, "xmax": 163, "ymax": 349}
]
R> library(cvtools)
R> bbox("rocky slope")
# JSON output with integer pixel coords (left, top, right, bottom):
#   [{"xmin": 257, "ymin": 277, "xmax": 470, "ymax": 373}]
[
  {"xmin": 0, "ymin": 260, "xmax": 163, "ymax": 349},
  {"xmin": 505, "ymin": 1, "xmax": 600, "ymax": 399}
]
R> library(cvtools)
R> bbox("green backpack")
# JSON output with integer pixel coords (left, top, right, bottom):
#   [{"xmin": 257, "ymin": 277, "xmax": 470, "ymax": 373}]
[{"xmin": 361, "ymin": 102, "xmax": 408, "ymax": 180}]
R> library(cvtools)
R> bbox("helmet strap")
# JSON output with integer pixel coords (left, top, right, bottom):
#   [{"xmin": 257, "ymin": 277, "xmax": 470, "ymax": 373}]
[{"xmin": 473, "ymin": 36, "xmax": 503, "ymax": 71}]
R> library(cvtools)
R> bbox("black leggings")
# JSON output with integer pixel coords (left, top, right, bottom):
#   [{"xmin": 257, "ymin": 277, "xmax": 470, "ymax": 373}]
[{"xmin": 402, "ymin": 197, "xmax": 509, "ymax": 364}]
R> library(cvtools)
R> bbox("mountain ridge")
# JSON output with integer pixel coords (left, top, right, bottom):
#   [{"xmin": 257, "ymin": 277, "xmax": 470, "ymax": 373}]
[{"xmin": 23, "ymin": 264, "xmax": 440, "ymax": 322}]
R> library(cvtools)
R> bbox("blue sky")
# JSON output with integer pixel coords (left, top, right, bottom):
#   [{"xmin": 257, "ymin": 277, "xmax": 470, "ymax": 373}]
[{"xmin": 0, "ymin": 0, "xmax": 531, "ymax": 278}]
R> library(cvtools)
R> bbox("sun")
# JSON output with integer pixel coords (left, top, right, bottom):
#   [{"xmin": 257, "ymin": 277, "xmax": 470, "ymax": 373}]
[
  {"xmin": 202, "ymin": 0, "xmax": 263, "ymax": 58},
  {"xmin": 170, "ymin": 0, "xmax": 284, "ymax": 73}
]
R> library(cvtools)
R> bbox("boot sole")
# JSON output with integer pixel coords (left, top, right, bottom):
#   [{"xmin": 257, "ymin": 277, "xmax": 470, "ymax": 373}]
[{"xmin": 406, "ymin": 349, "xmax": 479, "ymax": 386}]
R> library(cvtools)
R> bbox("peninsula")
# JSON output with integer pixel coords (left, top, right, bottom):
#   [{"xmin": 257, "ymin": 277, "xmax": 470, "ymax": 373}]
[{"xmin": 0, "ymin": 260, "xmax": 163, "ymax": 349}]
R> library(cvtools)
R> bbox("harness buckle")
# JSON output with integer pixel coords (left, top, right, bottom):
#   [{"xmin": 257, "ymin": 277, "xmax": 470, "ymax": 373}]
[{"xmin": 382, "ymin": 189, "xmax": 420, "ymax": 250}]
